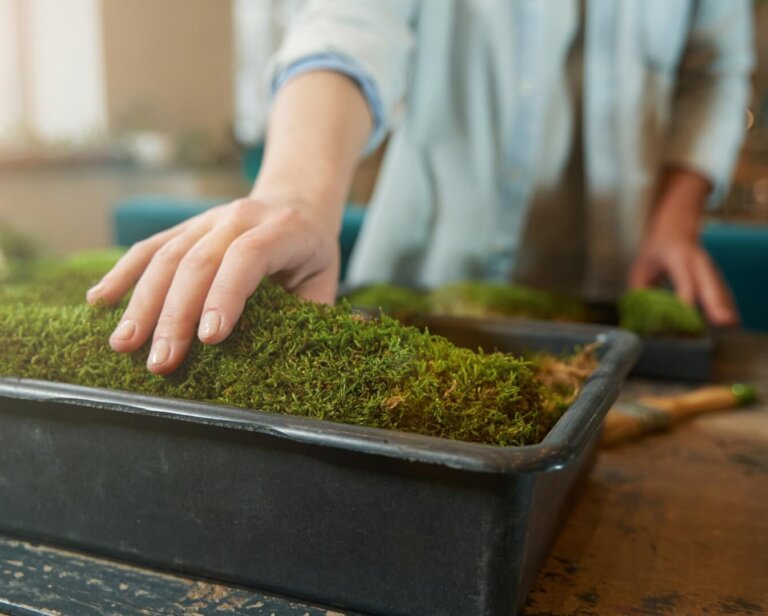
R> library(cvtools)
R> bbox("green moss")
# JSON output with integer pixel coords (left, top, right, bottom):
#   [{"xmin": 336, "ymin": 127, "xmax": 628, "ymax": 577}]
[
  {"xmin": 0, "ymin": 225, "xmax": 40, "ymax": 262},
  {"xmin": 0, "ymin": 225, "xmax": 41, "ymax": 282},
  {"xmin": 0, "ymin": 248, "xmax": 127, "ymax": 306},
  {"xmin": 348, "ymin": 281, "xmax": 586, "ymax": 322},
  {"xmin": 346, "ymin": 283, "xmax": 430, "ymax": 319},
  {"xmin": 0, "ymin": 252, "xmax": 592, "ymax": 447},
  {"xmin": 429, "ymin": 282, "xmax": 586, "ymax": 321},
  {"xmin": 618, "ymin": 289, "xmax": 706, "ymax": 337}
]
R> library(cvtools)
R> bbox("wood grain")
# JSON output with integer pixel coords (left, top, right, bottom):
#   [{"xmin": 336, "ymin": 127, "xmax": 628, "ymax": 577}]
[{"xmin": 0, "ymin": 537, "xmax": 355, "ymax": 616}]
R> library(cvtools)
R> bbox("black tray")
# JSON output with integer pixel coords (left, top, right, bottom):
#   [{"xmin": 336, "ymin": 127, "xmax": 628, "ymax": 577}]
[
  {"xmin": 0, "ymin": 319, "xmax": 639, "ymax": 616},
  {"xmin": 584, "ymin": 302, "xmax": 714, "ymax": 382},
  {"xmin": 628, "ymin": 334, "xmax": 714, "ymax": 382},
  {"xmin": 345, "ymin": 290, "xmax": 714, "ymax": 383}
]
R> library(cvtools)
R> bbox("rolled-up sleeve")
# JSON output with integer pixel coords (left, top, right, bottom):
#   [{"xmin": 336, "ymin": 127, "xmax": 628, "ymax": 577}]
[
  {"xmin": 273, "ymin": 53, "xmax": 387, "ymax": 156},
  {"xmin": 267, "ymin": 0, "xmax": 417, "ymax": 154},
  {"xmin": 664, "ymin": 0, "xmax": 755, "ymax": 204}
]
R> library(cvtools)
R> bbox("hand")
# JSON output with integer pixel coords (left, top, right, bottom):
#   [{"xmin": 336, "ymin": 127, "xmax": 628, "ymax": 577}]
[
  {"xmin": 628, "ymin": 168, "xmax": 738, "ymax": 327},
  {"xmin": 87, "ymin": 194, "xmax": 340, "ymax": 374},
  {"xmin": 87, "ymin": 67, "xmax": 381, "ymax": 374}
]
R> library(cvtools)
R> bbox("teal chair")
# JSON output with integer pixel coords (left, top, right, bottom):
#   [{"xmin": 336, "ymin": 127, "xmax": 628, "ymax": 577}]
[{"xmin": 702, "ymin": 221, "xmax": 768, "ymax": 331}]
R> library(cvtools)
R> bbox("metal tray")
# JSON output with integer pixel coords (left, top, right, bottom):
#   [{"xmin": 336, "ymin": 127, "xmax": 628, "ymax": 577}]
[{"xmin": 0, "ymin": 319, "xmax": 639, "ymax": 616}]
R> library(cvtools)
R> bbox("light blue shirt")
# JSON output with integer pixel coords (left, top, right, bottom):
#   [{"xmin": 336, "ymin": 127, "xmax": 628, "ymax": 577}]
[{"xmin": 270, "ymin": 0, "xmax": 753, "ymax": 299}]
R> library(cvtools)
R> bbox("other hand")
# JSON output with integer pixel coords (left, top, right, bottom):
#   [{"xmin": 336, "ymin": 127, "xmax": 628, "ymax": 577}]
[{"xmin": 629, "ymin": 168, "xmax": 738, "ymax": 327}]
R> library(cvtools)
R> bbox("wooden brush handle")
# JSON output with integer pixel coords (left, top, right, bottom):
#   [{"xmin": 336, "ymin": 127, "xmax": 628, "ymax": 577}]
[
  {"xmin": 601, "ymin": 384, "xmax": 756, "ymax": 447},
  {"xmin": 638, "ymin": 384, "xmax": 754, "ymax": 419}
]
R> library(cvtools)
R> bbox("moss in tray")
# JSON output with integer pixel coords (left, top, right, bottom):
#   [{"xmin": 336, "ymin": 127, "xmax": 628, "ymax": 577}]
[
  {"xmin": 348, "ymin": 281, "xmax": 587, "ymax": 322},
  {"xmin": 349, "ymin": 281, "xmax": 707, "ymax": 338},
  {"xmin": 428, "ymin": 281, "xmax": 587, "ymax": 321},
  {"xmin": 0, "ymin": 251, "xmax": 596, "ymax": 447},
  {"xmin": 618, "ymin": 289, "xmax": 706, "ymax": 337},
  {"xmin": 345, "ymin": 283, "xmax": 430, "ymax": 320}
]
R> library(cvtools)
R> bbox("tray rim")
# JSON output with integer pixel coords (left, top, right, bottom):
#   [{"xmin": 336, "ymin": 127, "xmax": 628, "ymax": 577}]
[{"xmin": 0, "ymin": 318, "xmax": 640, "ymax": 476}]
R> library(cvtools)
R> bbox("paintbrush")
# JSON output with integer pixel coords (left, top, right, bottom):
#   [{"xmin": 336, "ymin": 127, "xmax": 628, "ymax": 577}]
[{"xmin": 600, "ymin": 384, "xmax": 757, "ymax": 447}]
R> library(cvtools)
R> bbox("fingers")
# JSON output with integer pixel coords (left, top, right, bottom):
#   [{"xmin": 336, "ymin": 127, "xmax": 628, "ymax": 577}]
[
  {"xmin": 292, "ymin": 267, "xmax": 339, "ymax": 305},
  {"xmin": 145, "ymin": 224, "xmax": 242, "ymax": 374},
  {"xmin": 108, "ymin": 228, "xmax": 209, "ymax": 356},
  {"xmin": 197, "ymin": 228, "xmax": 296, "ymax": 344},
  {"xmin": 664, "ymin": 249, "xmax": 696, "ymax": 307},
  {"xmin": 628, "ymin": 254, "xmax": 659, "ymax": 290},
  {"xmin": 690, "ymin": 250, "xmax": 738, "ymax": 327},
  {"xmin": 627, "ymin": 242, "xmax": 739, "ymax": 327},
  {"xmin": 98, "ymin": 199, "xmax": 338, "ymax": 374},
  {"xmin": 195, "ymin": 239, "xmax": 267, "ymax": 345},
  {"xmin": 86, "ymin": 226, "xmax": 181, "ymax": 306},
  {"xmin": 629, "ymin": 246, "xmax": 696, "ymax": 305},
  {"xmin": 199, "ymin": 211, "xmax": 333, "ymax": 344}
]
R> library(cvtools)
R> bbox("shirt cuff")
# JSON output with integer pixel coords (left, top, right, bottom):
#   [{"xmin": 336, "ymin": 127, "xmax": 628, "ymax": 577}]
[{"xmin": 273, "ymin": 53, "xmax": 387, "ymax": 157}]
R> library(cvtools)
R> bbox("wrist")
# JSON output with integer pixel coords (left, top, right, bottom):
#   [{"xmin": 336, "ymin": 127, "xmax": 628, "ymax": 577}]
[{"xmin": 648, "ymin": 167, "xmax": 711, "ymax": 242}]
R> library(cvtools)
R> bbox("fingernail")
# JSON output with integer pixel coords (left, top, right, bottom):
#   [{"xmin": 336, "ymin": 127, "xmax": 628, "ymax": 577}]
[
  {"xmin": 200, "ymin": 310, "xmax": 222, "ymax": 339},
  {"xmin": 111, "ymin": 319, "xmax": 136, "ymax": 341},
  {"xmin": 86, "ymin": 283, "xmax": 105, "ymax": 302},
  {"xmin": 149, "ymin": 339, "xmax": 171, "ymax": 366}
]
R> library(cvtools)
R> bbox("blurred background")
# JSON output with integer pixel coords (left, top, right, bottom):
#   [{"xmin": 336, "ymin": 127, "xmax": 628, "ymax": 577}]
[
  {"xmin": 0, "ymin": 0, "xmax": 380, "ymax": 254},
  {"xmin": 0, "ymin": 0, "xmax": 766, "ymax": 324}
]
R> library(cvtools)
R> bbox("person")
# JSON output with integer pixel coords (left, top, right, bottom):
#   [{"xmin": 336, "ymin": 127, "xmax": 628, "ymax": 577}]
[{"xmin": 87, "ymin": 0, "xmax": 754, "ymax": 375}]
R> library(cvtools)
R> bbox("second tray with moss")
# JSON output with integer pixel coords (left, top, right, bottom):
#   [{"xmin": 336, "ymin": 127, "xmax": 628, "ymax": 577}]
[{"xmin": 346, "ymin": 282, "xmax": 715, "ymax": 382}]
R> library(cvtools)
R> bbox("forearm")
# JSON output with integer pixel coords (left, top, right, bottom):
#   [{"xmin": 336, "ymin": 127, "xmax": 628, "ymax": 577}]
[{"xmin": 253, "ymin": 71, "xmax": 373, "ymax": 231}]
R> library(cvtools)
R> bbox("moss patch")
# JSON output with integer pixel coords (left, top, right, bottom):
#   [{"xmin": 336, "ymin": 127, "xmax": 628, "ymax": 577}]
[
  {"xmin": 348, "ymin": 281, "xmax": 587, "ymax": 322},
  {"xmin": 0, "ymin": 225, "xmax": 40, "ymax": 263},
  {"xmin": 345, "ymin": 283, "xmax": 430, "ymax": 320},
  {"xmin": 349, "ymin": 282, "xmax": 707, "ymax": 338},
  {"xmin": 618, "ymin": 289, "xmax": 706, "ymax": 337},
  {"xmin": 429, "ymin": 282, "xmax": 586, "ymax": 321},
  {"xmin": 0, "ymin": 252, "xmax": 595, "ymax": 447}
]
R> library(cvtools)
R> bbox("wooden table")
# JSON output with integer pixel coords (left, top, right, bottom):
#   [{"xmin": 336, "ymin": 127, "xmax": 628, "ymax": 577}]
[
  {"xmin": 523, "ymin": 331, "xmax": 768, "ymax": 616},
  {"xmin": 2, "ymin": 332, "xmax": 767, "ymax": 616}
]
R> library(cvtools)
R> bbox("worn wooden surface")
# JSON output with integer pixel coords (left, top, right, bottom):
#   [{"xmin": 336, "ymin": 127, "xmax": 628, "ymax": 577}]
[
  {"xmin": 1, "ymin": 332, "xmax": 766, "ymax": 616},
  {"xmin": 0, "ymin": 536, "xmax": 356, "ymax": 616},
  {"xmin": 523, "ymin": 331, "xmax": 768, "ymax": 616}
]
